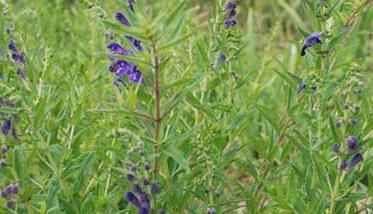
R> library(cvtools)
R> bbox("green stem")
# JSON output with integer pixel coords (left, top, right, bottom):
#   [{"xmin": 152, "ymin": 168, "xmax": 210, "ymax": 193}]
[
  {"xmin": 330, "ymin": 173, "xmax": 341, "ymax": 214},
  {"xmin": 152, "ymin": 40, "xmax": 162, "ymax": 181}
]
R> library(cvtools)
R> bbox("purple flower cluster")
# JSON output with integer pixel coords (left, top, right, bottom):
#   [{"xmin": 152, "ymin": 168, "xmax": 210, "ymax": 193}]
[
  {"xmin": 338, "ymin": 136, "xmax": 363, "ymax": 170},
  {"xmin": 8, "ymin": 40, "xmax": 26, "ymax": 79},
  {"xmin": 124, "ymin": 161, "xmax": 164, "ymax": 213},
  {"xmin": 128, "ymin": 0, "xmax": 135, "ymax": 13},
  {"xmin": 8, "ymin": 41, "xmax": 25, "ymax": 64},
  {"xmin": 0, "ymin": 99, "xmax": 19, "ymax": 140},
  {"xmin": 224, "ymin": 2, "xmax": 237, "ymax": 29},
  {"xmin": 106, "ymin": 9, "xmax": 143, "ymax": 84},
  {"xmin": 0, "ymin": 145, "xmax": 8, "ymax": 168},
  {"xmin": 1, "ymin": 182, "xmax": 20, "ymax": 209},
  {"xmin": 300, "ymin": 32, "xmax": 323, "ymax": 56}
]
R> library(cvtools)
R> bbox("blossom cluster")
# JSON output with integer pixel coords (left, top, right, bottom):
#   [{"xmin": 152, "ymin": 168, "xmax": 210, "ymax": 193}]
[
  {"xmin": 124, "ymin": 155, "xmax": 165, "ymax": 213},
  {"xmin": 0, "ymin": 182, "xmax": 20, "ymax": 209},
  {"xmin": 106, "ymin": 2, "xmax": 143, "ymax": 85},
  {"xmin": 0, "ymin": 98, "xmax": 19, "ymax": 140},
  {"xmin": 8, "ymin": 40, "xmax": 26, "ymax": 79},
  {"xmin": 224, "ymin": 1, "xmax": 237, "ymax": 29}
]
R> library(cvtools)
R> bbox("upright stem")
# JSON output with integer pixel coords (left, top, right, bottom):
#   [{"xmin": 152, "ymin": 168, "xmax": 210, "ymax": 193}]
[
  {"xmin": 329, "ymin": 173, "xmax": 341, "ymax": 214},
  {"xmin": 152, "ymin": 41, "xmax": 162, "ymax": 180}
]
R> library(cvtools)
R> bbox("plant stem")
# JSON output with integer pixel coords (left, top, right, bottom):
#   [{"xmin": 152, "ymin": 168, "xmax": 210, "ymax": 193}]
[
  {"xmin": 152, "ymin": 40, "xmax": 162, "ymax": 180},
  {"xmin": 329, "ymin": 173, "xmax": 341, "ymax": 214}
]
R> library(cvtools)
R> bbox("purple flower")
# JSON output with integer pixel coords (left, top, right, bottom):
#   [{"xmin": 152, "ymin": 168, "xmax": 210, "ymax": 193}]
[
  {"xmin": 349, "ymin": 153, "xmax": 363, "ymax": 168},
  {"xmin": 331, "ymin": 144, "xmax": 340, "ymax": 153},
  {"xmin": 125, "ymin": 191, "xmax": 142, "ymax": 208},
  {"xmin": 219, "ymin": 54, "xmax": 227, "ymax": 62},
  {"xmin": 129, "ymin": 65, "xmax": 142, "ymax": 83},
  {"xmin": 1, "ymin": 191, "xmax": 7, "ymax": 198},
  {"xmin": 10, "ymin": 183, "xmax": 19, "ymax": 194},
  {"xmin": 107, "ymin": 42, "xmax": 133, "ymax": 55},
  {"xmin": 336, "ymin": 119, "xmax": 343, "ymax": 128},
  {"xmin": 345, "ymin": 136, "xmax": 358, "ymax": 151},
  {"xmin": 126, "ymin": 173, "xmax": 136, "ymax": 182},
  {"xmin": 224, "ymin": 19, "xmax": 237, "ymax": 29},
  {"xmin": 339, "ymin": 160, "xmax": 348, "ymax": 170},
  {"xmin": 140, "ymin": 191, "xmax": 150, "ymax": 209},
  {"xmin": 144, "ymin": 162, "xmax": 151, "ymax": 171},
  {"xmin": 350, "ymin": 119, "xmax": 358, "ymax": 126},
  {"xmin": 132, "ymin": 184, "xmax": 142, "ymax": 194},
  {"xmin": 1, "ymin": 120, "xmax": 11, "ymax": 135},
  {"xmin": 128, "ymin": 0, "xmax": 135, "ymax": 12},
  {"xmin": 6, "ymin": 200, "xmax": 15, "ymax": 209},
  {"xmin": 159, "ymin": 210, "xmax": 166, "ymax": 214},
  {"xmin": 139, "ymin": 207, "xmax": 150, "ymax": 214},
  {"xmin": 1, "ymin": 145, "xmax": 8, "ymax": 154},
  {"xmin": 301, "ymin": 32, "xmax": 323, "ymax": 56},
  {"xmin": 143, "ymin": 178, "xmax": 150, "ymax": 186},
  {"xmin": 115, "ymin": 12, "xmax": 131, "ymax": 27},
  {"xmin": 225, "ymin": 2, "xmax": 236, "ymax": 10},
  {"xmin": 11, "ymin": 53, "xmax": 25, "ymax": 64},
  {"xmin": 0, "ymin": 159, "xmax": 7, "ymax": 168},
  {"xmin": 125, "ymin": 36, "xmax": 143, "ymax": 52},
  {"xmin": 227, "ymin": 9, "xmax": 237, "ymax": 19},
  {"xmin": 151, "ymin": 183, "xmax": 159, "ymax": 196},
  {"xmin": 116, "ymin": 67, "xmax": 132, "ymax": 78},
  {"xmin": 8, "ymin": 41, "xmax": 17, "ymax": 52}
]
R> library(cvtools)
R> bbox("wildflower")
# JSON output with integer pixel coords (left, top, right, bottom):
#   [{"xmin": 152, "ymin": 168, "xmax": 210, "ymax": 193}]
[
  {"xmin": 331, "ymin": 144, "xmax": 340, "ymax": 153},
  {"xmin": 129, "ymin": 66, "xmax": 142, "ymax": 83},
  {"xmin": 336, "ymin": 119, "xmax": 343, "ymax": 128},
  {"xmin": 0, "ymin": 159, "xmax": 6, "ymax": 168},
  {"xmin": 339, "ymin": 160, "xmax": 348, "ymax": 170},
  {"xmin": 140, "ymin": 191, "xmax": 150, "ymax": 209},
  {"xmin": 11, "ymin": 53, "xmax": 25, "ymax": 64},
  {"xmin": 159, "ymin": 210, "xmax": 166, "ymax": 214},
  {"xmin": 297, "ymin": 79, "xmax": 306, "ymax": 95},
  {"xmin": 349, "ymin": 153, "xmax": 363, "ymax": 168},
  {"xmin": 1, "ymin": 119, "xmax": 11, "ymax": 136},
  {"xmin": 10, "ymin": 183, "xmax": 19, "ymax": 194},
  {"xmin": 343, "ymin": 103, "xmax": 349, "ymax": 110},
  {"xmin": 350, "ymin": 119, "xmax": 358, "ymax": 126},
  {"xmin": 144, "ymin": 162, "xmax": 151, "ymax": 171},
  {"xmin": 8, "ymin": 41, "xmax": 17, "ymax": 52},
  {"xmin": 300, "ymin": 32, "xmax": 323, "ymax": 56},
  {"xmin": 125, "ymin": 36, "xmax": 143, "ymax": 52},
  {"xmin": 143, "ymin": 178, "xmax": 150, "ymax": 186},
  {"xmin": 125, "ymin": 191, "xmax": 142, "ymax": 208},
  {"xmin": 224, "ymin": 1, "xmax": 237, "ymax": 30},
  {"xmin": 115, "ymin": 12, "xmax": 131, "ymax": 27},
  {"xmin": 1, "ymin": 145, "xmax": 8, "ymax": 154},
  {"xmin": 139, "ymin": 207, "xmax": 150, "ymax": 214},
  {"xmin": 224, "ymin": 19, "xmax": 237, "ymax": 29},
  {"xmin": 151, "ymin": 183, "xmax": 159, "ymax": 196},
  {"xmin": 6, "ymin": 200, "xmax": 15, "ymax": 209},
  {"xmin": 132, "ymin": 184, "xmax": 142, "ymax": 194},
  {"xmin": 225, "ymin": 2, "xmax": 236, "ymax": 10},
  {"xmin": 345, "ymin": 136, "xmax": 358, "ymax": 151},
  {"xmin": 0, "ymin": 191, "xmax": 7, "ymax": 198},
  {"xmin": 219, "ymin": 53, "xmax": 227, "ymax": 62},
  {"xmin": 128, "ymin": 0, "xmax": 135, "ymax": 12},
  {"xmin": 107, "ymin": 42, "xmax": 134, "ymax": 55},
  {"xmin": 126, "ymin": 173, "xmax": 136, "ymax": 182}
]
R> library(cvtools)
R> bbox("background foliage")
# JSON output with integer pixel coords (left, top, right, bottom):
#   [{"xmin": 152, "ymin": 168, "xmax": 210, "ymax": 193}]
[{"xmin": 0, "ymin": 0, "xmax": 372, "ymax": 213}]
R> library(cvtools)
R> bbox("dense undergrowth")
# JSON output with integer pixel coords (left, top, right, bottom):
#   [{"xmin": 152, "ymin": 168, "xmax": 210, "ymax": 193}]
[{"xmin": 0, "ymin": 0, "xmax": 373, "ymax": 213}]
